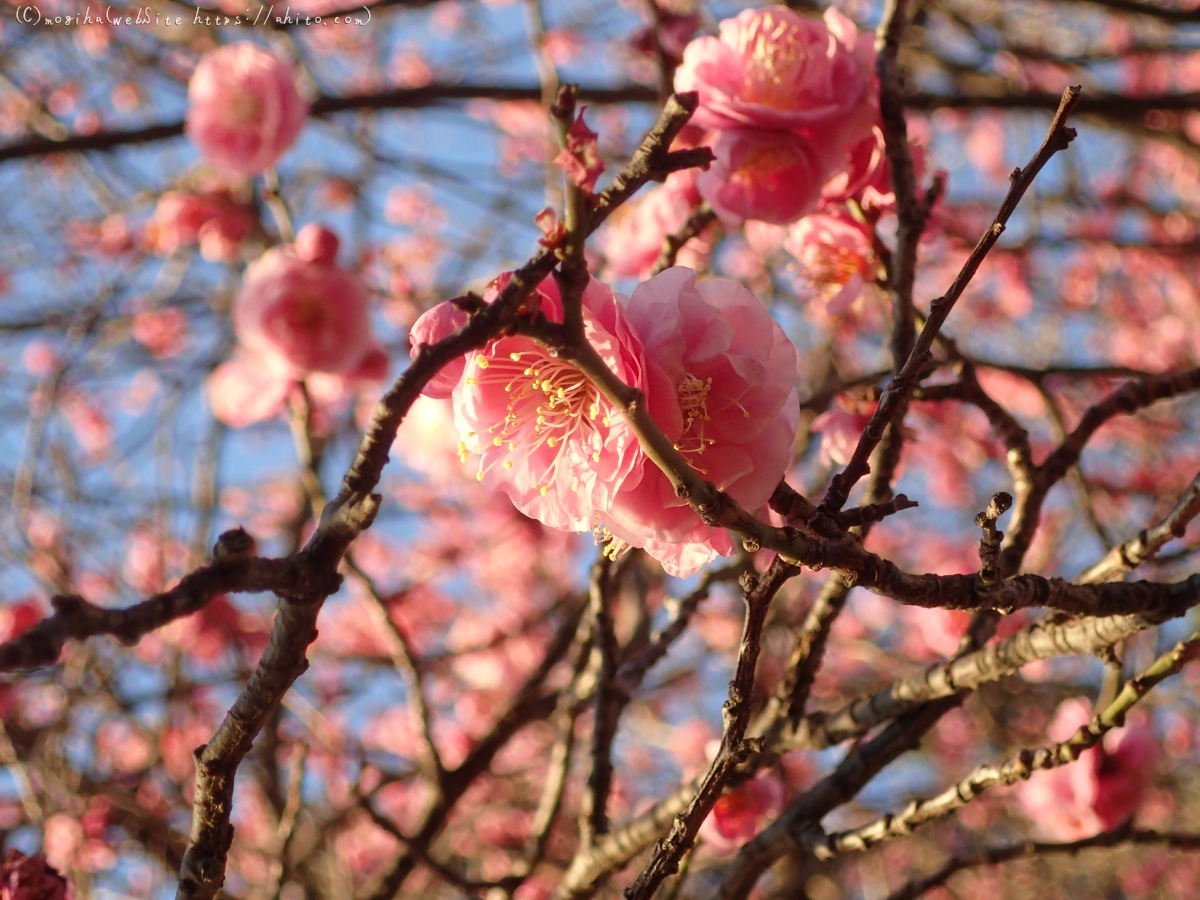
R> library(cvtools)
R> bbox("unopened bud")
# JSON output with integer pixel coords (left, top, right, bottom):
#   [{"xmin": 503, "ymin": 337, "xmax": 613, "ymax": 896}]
[{"xmin": 212, "ymin": 527, "xmax": 257, "ymax": 561}]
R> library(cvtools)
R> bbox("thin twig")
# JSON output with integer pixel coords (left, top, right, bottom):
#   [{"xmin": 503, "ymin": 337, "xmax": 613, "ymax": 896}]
[
  {"xmin": 976, "ymin": 492, "xmax": 1013, "ymax": 587},
  {"xmin": 345, "ymin": 557, "xmax": 445, "ymax": 787},
  {"xmin": 649, "ymin": 203, "xmax": 716, "ymax": 276},
  {"xmin": 809, "ymin": 625, "xmax": 1200, "ymax": 859},
  {"xmin": 579, "ymin": 554, "xmax": 619, "ymax": 845},
  {"xmin": 820, "ymin": 85, "xmax": 1082, "ymax": 515},
  {"xmin": 884, "ymin": 827, "xmax": 1200, "ymax": 900},
  {"xmin": 1077, "ymin": 468, "xmax": 1200, "ymax": 584},
  {"xmin": 621, "ymin": 558, "xmax": 797, "ymax": 900}
]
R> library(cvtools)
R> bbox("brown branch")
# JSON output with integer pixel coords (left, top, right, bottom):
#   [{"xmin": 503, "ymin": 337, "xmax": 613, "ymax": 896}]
[
  {"xmin": 903, "ymin": 89, "xmax": 1200, "ymax": 114},
  {"xmin": 0, "ymin": 552, "xmax": 294, "ymax": 672},
  {"xmin": 621, "ymin": 558, "xmax": 798, "ymax": 900},
  {"xmin": 649, "ymin": 203, "xmax": 717, "ymax": 277},
  {"xmin": 837, "ymin": 495, "xmax": 920, "ymax": 529},
  {"xmin": 1001, "ymin": 366, "xmax": 1200, "ymax": 576},
  {"xmin": 810, "ymin": 624, "xmax": 1200, "ymax": 859},
  {"xmin": 770, "ymin": 481, "xmax": 917, "ymax": 535},
  {"xmin": 1076, "ymin": 468, "xmax": 1200, "ymax": 584},
  {"xmin": 613, "ymin": 561, "xmax": 746, "ymax": 699},
  {"xmin": 546, "ymin": 558, "xmax": 1190, "ymax": 898},
  {"xmin": 802, "ymin": 465, "xmax": 1200, "ymax": 748},
  {"xmin": 345, "ymin": 558, "xmax": 445, "ymax": 788},
  {"xmin": 11, "ymin": 82, "xmax": 1200, "ymax": 164},
  {"xmin": 589, "ymin": 94, "xmax": 714, "ymax": 228},
  {"xmin": 360, "ymin": 796, "xmax": 514, "ymax": 894},
  {"xmin": 580, "ymin": 555, "xmax": 619, "ymax": 845},
  {"xmin": 819, "ymin": 85, "xmax": 1082, "ymax": 515},
  {"xmin": 914, "ymin": 361, "xmax": 1036, "ymax": 497},
  {"xmin": 713, "ymin": 698, "xmax": 960, "ymax": 900},
  {"xmin": 885, "ymin": 827, "xmax": 1200, "ymax": 900},
  {"xmin": 762, "ymin": 574, "xmax": 857, "ymax": 734},
  {"xmin": 876, "ymin": 0, "xmax": 922, "ymax": 368},
  {"xmin": 360, "ymin": 593, "xmax": 589, "ymax": 900},
  {"xmin": 1053, "ymin": 0, "xmax": 1200, "ymax": 24},
  {"xmin": 505, "ymin": 658, "xmax": 590, "ymax": 894},
  {"xmin": 976, "ymin": 492, "xmax": 1013, "ymax": 587}
]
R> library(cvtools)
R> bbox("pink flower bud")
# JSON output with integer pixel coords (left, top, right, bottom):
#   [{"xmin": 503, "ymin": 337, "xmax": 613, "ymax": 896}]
[
  {"xmin": 185, "ymin": 42, "xmax": 309, "ymax": 176},
  {"xmin": 233, "ymin": 228, "xmax": 373, "ymax": 375},
  {"xmin": 294, "ymin": 223, "xmax": 340, "ymax": 265},
  {"xmin": 409, "ymin": 300, "xmax": 470, "ymax": 399}
]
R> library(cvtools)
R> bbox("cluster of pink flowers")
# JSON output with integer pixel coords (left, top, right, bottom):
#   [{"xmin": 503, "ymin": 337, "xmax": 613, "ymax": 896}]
[
  {"xmin": 208, "ymin": 223, "xmax": 388, "ymax": 429},
  {"xmin": 603, "ymin": 7, "xmax": 910, "ymax": 322},
  {"xmin": 409, "ymin": 266, "xmax": 798, "ymax": 576},
  {"xmin": 1016, "ymin": 697, "xmax": 1159, "ymax": 841},
  {"xmin": 675, "ymin": 6, "xmax": 877, "ymax": 226},
  {"xmin": 185, "ymin": 42, "xmax": 309, "ymax": 176},
  {"xmin": 143, "ymin": 189, "xmax": 255, "ymax": 263}
]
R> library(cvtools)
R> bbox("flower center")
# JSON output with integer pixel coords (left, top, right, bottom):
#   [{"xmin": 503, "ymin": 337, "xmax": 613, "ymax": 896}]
[
  {"xmin": 290, "ymin": 291, "xmax": 328, "ymax": 330},
  {"xmin": 803, "ymin": 245, "xmax": 867, "ymax": 289},
  {"xmin": 738, "ymin": 13, "xmax": 811, "ymax": 110},
  {"xmin": 732, "ymin": 144, "xmax": 802, "ymax": 185},
  {"xmin": 674, "ymin": 374, "xmax": 716, "ymax": 472},
  {"xmin": 460, "ymin": 348, "xmax": 607, "ymax": 493},
  {"xmin": 225, "ymin": 92, "xmax": 264, "ymax": 128}
]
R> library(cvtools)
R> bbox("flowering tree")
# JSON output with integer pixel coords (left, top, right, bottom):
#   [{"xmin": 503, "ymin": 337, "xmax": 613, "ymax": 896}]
[{"xmin": 4, "ymin": 1, "xmax": 1200, "ymax": 899}]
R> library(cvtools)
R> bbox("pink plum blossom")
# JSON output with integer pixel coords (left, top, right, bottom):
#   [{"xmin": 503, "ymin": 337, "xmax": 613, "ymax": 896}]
[
  {"xmin": 810, "ymin": 399, "xmax": 874, "ymax": 467},
  {"xmin": 0, "ymin": 850, "xmax": 71, "ymax": 900},
  {"xmin": 60, "ymin": 392, "xmax": 112, "ymax": 462},
  {"xmin": 451, "ymin": 276, "xmax": 661, "ymax": 531},
  {"xmin": 821, "ymin": 124, "xmax": 927, "ymax": 212},
  {"xmin": 207, "ymin": 340, "xmax": 387, "ymax": 430},
  {"xmin": 206, "ymin": 348, "xmax": 293, "ymax": 428},
  {"xmin": 603, "ymin": 267, "xmax": 799, "ymax": 576},
  {"xmin": 675, "ymin": 7, "xmax": 876, "ymax": 138},
  {"xmin": 185, "ymin": 42, "xmax": 308, "ymax": 176},
  {"xmin": 143, "ymin": 190, "xmax": 253, "ymax": 262},
  {"xmin": 233, "ymin": 224, "xmax": 374, "ymax": 375},
  {"xmin": 785, "ymin": 209, "xmax": 877, "ymax": 314},
  {"xmin": 699, "ymin": 772, "xmax": 785, "ymax": 855},
  {"xmin": 1016, "ymin": 697, "xmax": 1160, "ymax": 841},
  {"xmin": 131, "ymin": 307, "xmax": 188, "ymax": 359},
  {"xmin": 22, "ymin": 341, "xmax": 60, "ymax": 378},
  {"xmin": 699, "ymin": 127, "xmax": 831, "ymax": 225},
  {"xmin": 676, "ymin": 6, "xmax": 878, "ymax": 225}
]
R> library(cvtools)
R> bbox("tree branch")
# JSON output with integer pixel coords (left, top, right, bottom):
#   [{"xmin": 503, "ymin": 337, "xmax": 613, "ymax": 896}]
[
  {"xmin": 886, "ymin": 826, "xmax": 1200, "ymax": 900},
  {"xmin": 819, "ymin": 85, "xmax": 1082, "ymax": 514},
  {"xmin": 809, "ymin": 624, "xmax": 1200, "ymax": 859}
]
